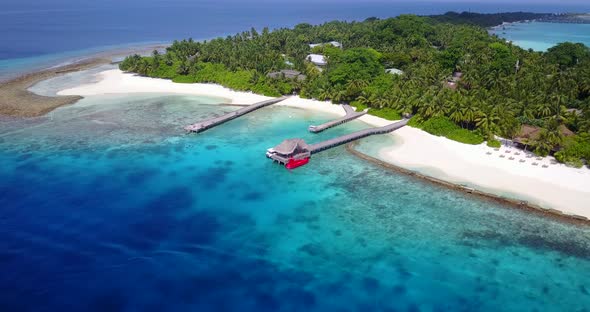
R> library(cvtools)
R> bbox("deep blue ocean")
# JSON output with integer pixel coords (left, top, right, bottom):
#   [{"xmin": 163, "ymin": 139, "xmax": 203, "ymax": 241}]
[{"xmin": 2, "ymin": 1, "xmax": 590, "ymax": 311}]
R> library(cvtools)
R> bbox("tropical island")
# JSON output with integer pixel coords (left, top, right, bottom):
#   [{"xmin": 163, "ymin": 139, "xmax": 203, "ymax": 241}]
[
  {"xmin": 0, "ymin": 11, "xmax": 587, "ymax": 218},
  {"xmin": 119, "ymin": 12, "xmax": 590, "ymax": 168},
  {"xmin": 4, "ymin": 5, "xmax": 590, "ymax": 310}
]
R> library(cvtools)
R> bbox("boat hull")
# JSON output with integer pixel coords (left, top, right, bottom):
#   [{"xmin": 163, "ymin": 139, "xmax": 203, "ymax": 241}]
[{"xmin": 285, "ymin": 157, "xmax": 309, "ymax": 169}]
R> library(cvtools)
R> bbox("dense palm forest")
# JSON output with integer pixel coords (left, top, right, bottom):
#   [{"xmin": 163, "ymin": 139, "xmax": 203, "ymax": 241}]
[{"xmin": 120, "ymin": 13, "xmax": 590, "ymax": 167}]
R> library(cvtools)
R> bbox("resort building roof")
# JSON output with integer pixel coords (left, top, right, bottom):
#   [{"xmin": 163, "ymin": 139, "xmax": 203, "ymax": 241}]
[
  {"xmin": 267, "ymin": 70, "xmax": 306, "ymax": 81},
  {"xmin": 273, "ymin": 139, "xmax": 310, "ymax": 156},
  {"xmin": 445, "ymin": 71, "xmax": 463, "ymax": 89},
  {"xmin": 306, "ymin": 54, "xmax": 327, "ymax": 66},
  {"xmin": 386, "ymin": 68, "xmax": 404, "ymax": 75},
  {"xmin": 309, "ymin": 41, "xmax": 342, "ymax": 49},
  {"xmin": 567, "ymin": 108, "xmax": 582, "ymax": 115},
  {"xmin": 514, "ymin": 124, "xmax": 574, "ymax": 144}
]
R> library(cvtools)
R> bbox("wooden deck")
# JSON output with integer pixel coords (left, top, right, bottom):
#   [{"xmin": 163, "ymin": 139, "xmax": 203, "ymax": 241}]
[
  {"xmin": 185, "ymin": 96, "xmax": 290, "ymax": 133},
  {"xmin": 309, "ymin": 119, "xmax": 409, "ymax": 153},
  {"xmin": 308, "ymin": 104, "xmax": 367, "ymax": 133}
]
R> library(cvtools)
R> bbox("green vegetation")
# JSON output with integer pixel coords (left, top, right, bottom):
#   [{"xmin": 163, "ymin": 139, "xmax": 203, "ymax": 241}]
[
  {"xmin": 367, "ymin": 108, "xmax": 401, "ymax": 121},
  {"xmin": 487, "ymin": 139, "xmax": 501, "ymax": 148},
  {"xmin": 120, "ymin": 12, "xmax": 590, "ymax": 166},
  {"xmin": 410, "ymin": 116, "xmax": 484, "ymax": 145},
  {"xmin": 429, "ymin": 12, "xmax": 550, "ymax": 27},
  {"xmin": 546, "ymin": 42, "xmax": 590, "ymax": 69},
  {"xmin": 554, "ymin": 135, "xmax": 590, "ymax": 168}
]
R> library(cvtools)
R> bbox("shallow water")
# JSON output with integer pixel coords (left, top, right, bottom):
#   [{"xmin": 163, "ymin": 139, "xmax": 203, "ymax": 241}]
[
  {"xmin": 1, "ymin": 91, "xmax": 590, "ymax": 311},
  {"xmin": 491, "ymin": 21, "xmax": 590, "ymax": 51}
]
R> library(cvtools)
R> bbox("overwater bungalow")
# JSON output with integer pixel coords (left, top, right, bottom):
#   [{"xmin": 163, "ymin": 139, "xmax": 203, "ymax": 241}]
[{"xmin": 266, "ymin": 139, "xmax": 311, "ymax": 165}]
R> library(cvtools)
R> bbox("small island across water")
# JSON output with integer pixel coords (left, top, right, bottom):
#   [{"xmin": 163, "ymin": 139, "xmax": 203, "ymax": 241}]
[{"xmin": 2, "ymin": 11, "xmax": 590, "ymax": 220}]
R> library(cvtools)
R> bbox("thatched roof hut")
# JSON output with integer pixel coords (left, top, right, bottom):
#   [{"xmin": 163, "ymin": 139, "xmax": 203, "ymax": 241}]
[
  {"xmin": 513, "ymin": 124, "xmax": 574, "ymax": 144},
  {"xmin": 273, "ymin": 139, "xmax": 310, "ymax": 156}
]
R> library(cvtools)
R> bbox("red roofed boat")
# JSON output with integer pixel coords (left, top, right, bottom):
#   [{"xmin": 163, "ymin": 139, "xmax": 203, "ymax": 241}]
[{"xmin": 285, "ymin": 157, "xmax": 310, "ymax": 169}]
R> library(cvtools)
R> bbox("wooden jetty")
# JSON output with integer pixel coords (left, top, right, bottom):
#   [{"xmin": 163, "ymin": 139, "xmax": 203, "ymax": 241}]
[
  {"xmin": 308, "ymin": 104, "xmax": 367, "ymax": 133},
  {"xmin": 309, "ymin": 119, "xmax": 408, "ymax": 153},
  {"xmin": 185, "ymin": 96, "xmax": 290, "ymax": 133},
  {"xmin": 267, "ymin": 119, "xmax": 409, "ymax": 165}
]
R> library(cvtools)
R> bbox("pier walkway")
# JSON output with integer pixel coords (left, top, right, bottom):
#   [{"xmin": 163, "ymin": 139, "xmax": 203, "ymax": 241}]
[
  {"xmin": 309, "ymin": 119, "xmax": 409, "ymax": 153},
  {"xmin": 185, "ymin": 96, "xmax": 289, "ymax": 133},
  {"xmin": 267, "ymin": 119, "xmax": 409, "ymax": 165},
  {"xmin": 308, "ymin": 105, "xmax": 367, "ymax": 133}
]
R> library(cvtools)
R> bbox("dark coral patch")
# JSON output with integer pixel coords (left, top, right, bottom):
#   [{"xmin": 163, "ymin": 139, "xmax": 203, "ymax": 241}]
[
  {"xmin": 242, "ymin": 191, "xmax": 264, "ymax": 201},
  {"xmin": 126, "ymin": 168, "xmax": 158, "ymax": 184},
  {"xmin": 362, "ymin": 277, "xmax": 380, "ymax": 292},
  {"xmin": 197, "ymin": 167, "xmax": 230, "ymax": 189}
]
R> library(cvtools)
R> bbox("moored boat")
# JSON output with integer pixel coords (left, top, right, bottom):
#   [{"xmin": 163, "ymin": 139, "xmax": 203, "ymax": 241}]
[{"xmin": 285, "ymin": 157, "xmax": 309, "ymax": 169}]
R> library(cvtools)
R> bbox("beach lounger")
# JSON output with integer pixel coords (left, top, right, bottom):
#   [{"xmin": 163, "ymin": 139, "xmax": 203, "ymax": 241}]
[
  {"xmin": 532, "ymin": 162, "xmax": 539, "ymax": 166},
  {"xmin": 500, "ymin": 154, "xmax": 506, "ymax": 158},
  {"xmin": 519, "ymin": 159, "xmax": 526, "ymax": 163},
  {"xmin": 542, "ymin": 165, "xmax": 548, "ymax": 168},
  {"xmin": 509, "ymin": 157, "xmax": 515, "ymax": 160}
]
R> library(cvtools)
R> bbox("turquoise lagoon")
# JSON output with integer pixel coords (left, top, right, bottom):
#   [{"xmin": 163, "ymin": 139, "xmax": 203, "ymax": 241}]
[
  {"xmin": 491, "ymin": 21, "xmax": 590, "ymax": 51},
  {"xmin": 1, "ymin": 86, "xmax": 590, "ymax": 311}
]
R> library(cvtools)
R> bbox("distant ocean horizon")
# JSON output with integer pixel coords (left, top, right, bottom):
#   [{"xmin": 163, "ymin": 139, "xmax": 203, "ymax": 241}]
[{"xmin": 1, "ymin": 0, "xmax": 590, "ymax": 80}]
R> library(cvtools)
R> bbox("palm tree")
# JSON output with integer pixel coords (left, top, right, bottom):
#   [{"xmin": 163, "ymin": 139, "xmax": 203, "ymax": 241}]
[
  {"xmin": 356, "ymin": 92, "xmax": 371, "ymax": 106},
  {"xmin": 532, "ymin": 132, "xmax": 554, "ymax": 156},
  {"xmin": 446, "ymin": 92, "xmax": 465, "ymax": 125},
  {"xmin": 164, "ymin": 53, "xmax": 174, "ymax": 66},
  {"xmin": 535, "ymin": 100, "xmax": 553, "ymax": 118},
  {"xmin": 332, "ymin": 89, "xmax": 347, "ymax": 103},
  {"xmin": 137, "ymin": 60, "xmax": 151, "ymax": 76},
  {"xmin": 318, "ymin": 88, "xmax": 332, "ymax": 101},
  {"xmin": 346, "ymin": 79, "xmax": 369, "ymax": 94},
  {"xmin": 475, "ymin": 105, "xmax": 500, "ymax": 137},
  {"xmin": 484, "ymin": 70, "xmax": 502, "ymax": 90},
  {"xmin": 177, "ymin": 61, "xmax": 189, "ymax": 75},
  {"xmin": 533, "ymin": 119, "xmax": 563, "ymax": 156},
  {"xmin": 461, "ymin": 99, "xmax": 479, "ymax": 129},
  {"xmin": 549, "ymin": 93, "xmax": 569, "ymax": 122},
  {"xmin": 418, "ymin": 100, "xmax": 437, "ymax": 119}
]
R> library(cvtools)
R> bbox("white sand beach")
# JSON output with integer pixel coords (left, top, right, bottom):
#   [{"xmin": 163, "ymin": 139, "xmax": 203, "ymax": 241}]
[{"xmin": 59, "ymin": 69, "xmax": 590, "ymax": 219}]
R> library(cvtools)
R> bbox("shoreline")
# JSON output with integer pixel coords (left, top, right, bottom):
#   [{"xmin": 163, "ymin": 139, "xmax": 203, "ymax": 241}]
[
  {"xmin": 0, "ymin": 58, "xmax": 112, "ymax": 117},
  {"xmin": 23, "ymin": 68, "xmax": 590, "ymax": 222},
  {"xmin": 346, "ymin": 142, "xmax": 590, "ymax": 225}
]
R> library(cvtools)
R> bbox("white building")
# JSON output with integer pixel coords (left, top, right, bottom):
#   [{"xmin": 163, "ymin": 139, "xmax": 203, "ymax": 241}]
[
  {"xmin": 385, "ymin": 68, "xmax": 404, "ymax": 75},
  {"xmin": 306, "ymin": 54, "xmax": 327, "ymax": 66},
  {"xmin": 309, "ymin": 41, "xmax": 343, "ymax": 49}
]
